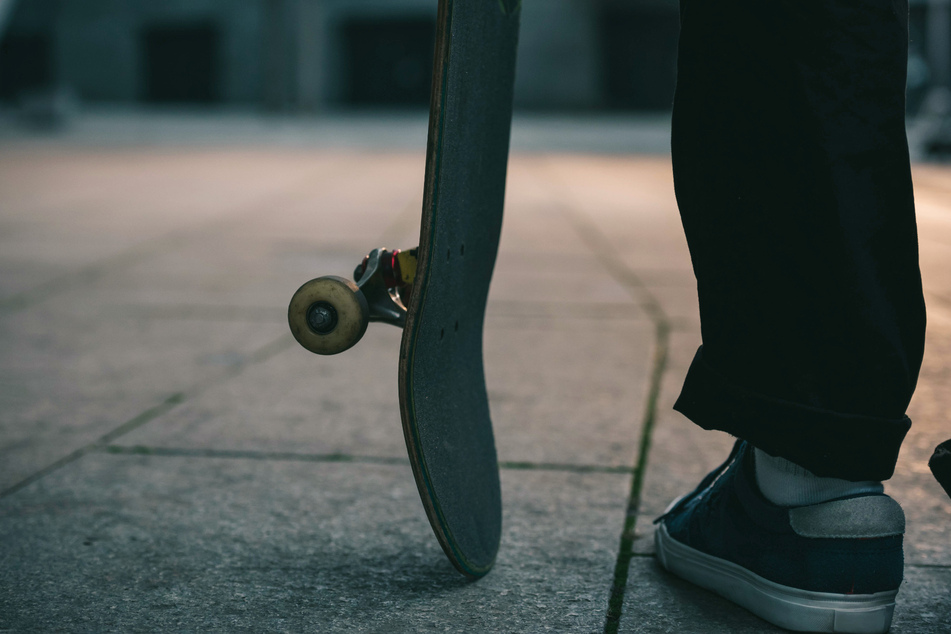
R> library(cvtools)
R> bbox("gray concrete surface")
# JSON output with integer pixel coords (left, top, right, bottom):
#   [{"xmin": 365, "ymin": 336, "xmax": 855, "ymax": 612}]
[
  {"xmin": 0, "ymin": 454, "xmax": 628, "ymax": 632},
  {"xmin": 0, "ymin": 115, "xmax": 949, "ymax": 632}
]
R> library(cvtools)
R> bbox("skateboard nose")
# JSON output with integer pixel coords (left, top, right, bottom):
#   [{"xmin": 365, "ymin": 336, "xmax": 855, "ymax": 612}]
[{"xmin": 306, "ymin": 301, "xmax": 338, "ymax": 334}]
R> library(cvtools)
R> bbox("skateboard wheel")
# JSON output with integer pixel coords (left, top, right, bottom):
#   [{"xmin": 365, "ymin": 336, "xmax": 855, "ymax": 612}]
[{"xmin": 288, "ymin": 276, "xmax": 370, "ymax": 355}]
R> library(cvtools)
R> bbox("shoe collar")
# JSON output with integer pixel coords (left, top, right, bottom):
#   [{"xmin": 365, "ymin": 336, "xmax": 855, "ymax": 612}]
[
  {"xmin": 653, "ymin": 439, "xmax": 793, "ymax": 533},
  {"xmin": 654, "ymin": 438, "xmax": 745, "ymax": 525}
]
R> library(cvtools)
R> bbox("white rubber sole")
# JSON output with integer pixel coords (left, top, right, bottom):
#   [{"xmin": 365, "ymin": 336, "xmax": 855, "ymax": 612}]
[{"xmin": 654, "ymin": 524, "xmax": 898, "ymax": 634}]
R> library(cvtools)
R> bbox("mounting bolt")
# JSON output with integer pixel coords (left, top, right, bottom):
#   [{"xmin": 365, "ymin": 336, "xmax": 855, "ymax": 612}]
[{"xmin": 306, "ymin": 301, "xmax": 338, "ymax": 334}]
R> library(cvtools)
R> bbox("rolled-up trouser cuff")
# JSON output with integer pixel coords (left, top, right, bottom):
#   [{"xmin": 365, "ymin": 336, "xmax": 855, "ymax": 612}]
[{"xmin": 673, "ymin": 347, "xmax": 910, "ymax": 482}]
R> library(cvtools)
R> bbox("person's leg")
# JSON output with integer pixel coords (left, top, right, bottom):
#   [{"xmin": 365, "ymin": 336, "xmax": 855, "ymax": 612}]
[
  {"xmin": 656, "ymin": 0, "xmax": 925, "ymax": 631},
  {"xmin": 670, "ymin": 0, "xmax": 926, "ymax": 482}
]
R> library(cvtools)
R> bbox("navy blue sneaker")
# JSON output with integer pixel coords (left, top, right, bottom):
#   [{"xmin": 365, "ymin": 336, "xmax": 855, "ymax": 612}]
[{"xmin": 654, "ymin": 441, "xmax": 905, "ymax": 634}]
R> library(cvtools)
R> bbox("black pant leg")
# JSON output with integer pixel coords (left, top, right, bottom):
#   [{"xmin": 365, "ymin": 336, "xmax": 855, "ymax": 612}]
[{"xmin": 671, "ymin": 0, "xmax": 926, "ymax": 481}]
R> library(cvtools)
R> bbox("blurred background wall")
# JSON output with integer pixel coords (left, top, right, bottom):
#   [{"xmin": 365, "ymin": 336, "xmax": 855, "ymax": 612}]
[
  {"xmin": 0, "ymin": 0, "xmax": 678, "ymax": 112},
  {"xmin": 0, "ymin": 0, "xmax": 947, "ymax": 114}
]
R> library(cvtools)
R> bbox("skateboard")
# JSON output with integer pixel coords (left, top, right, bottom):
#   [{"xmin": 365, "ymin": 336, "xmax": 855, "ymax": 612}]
[{"xmin": 287, "ymin": 0, "xmax": 521, "ymax": 578}]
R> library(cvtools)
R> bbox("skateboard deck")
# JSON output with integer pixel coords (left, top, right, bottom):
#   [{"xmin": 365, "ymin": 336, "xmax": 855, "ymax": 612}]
[
  {"xmin": 288, "ymin": 0, "xmax": 520, "ymax": 578},
  {"xmin": 399, "ymin": 0, "xmax": 521, "ymax": 578}
]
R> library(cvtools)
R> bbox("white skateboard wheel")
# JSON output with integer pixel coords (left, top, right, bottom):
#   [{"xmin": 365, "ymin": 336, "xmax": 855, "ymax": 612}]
[{"xmin": 288, "ymin": 276, "xmax": 369, "ymax": 355}]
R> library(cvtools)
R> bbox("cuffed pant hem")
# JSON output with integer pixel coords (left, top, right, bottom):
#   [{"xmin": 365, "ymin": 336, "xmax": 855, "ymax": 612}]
[{"xmin": 673, "ymin": 347, "xmax": 910, "ymax": 481}]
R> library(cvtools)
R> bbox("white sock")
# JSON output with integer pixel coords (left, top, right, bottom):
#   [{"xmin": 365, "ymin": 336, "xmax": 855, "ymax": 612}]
[{"xmin": 753, "ymin": 448, "xmax": 884, "ymax": 507}]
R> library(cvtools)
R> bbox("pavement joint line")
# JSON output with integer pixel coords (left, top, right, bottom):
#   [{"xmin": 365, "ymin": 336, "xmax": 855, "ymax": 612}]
[
  {"xmin": 94, "ymin": 444, "xmax": 636, "ymax": 475},
  {"xmin": 0, "ymin": 394, "xmax": 184, "ymax": 500},
  {"xmin": 0, "ymin": 333, "xmax": 295, "ymax": 500},
  {"xmin": 0, "ymin": 162, "xmax": 362, "ymax": 315},
  {"xmin": 99, "ymin": 445, "xmax": 411, "ymax": 466},
  {"xmin": 906, "ymin": 562, "xmax": 951, "ymax": 569},
  {"xmin": 563, "ymin": 209, "xmax": 667, "ymax": 324},
  {"xmin": 533, "ymin": 161, "xmax": 674, "ymax": 633},
  {"xmin": 603, "ymin": 321, "xmax": 671, "ymax": 634},
  {"xmin": 500, "ymin": 460, "xmax": 634, "ymax": 474}
]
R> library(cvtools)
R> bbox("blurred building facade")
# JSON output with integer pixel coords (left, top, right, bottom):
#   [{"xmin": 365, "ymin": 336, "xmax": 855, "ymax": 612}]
[
  {"xmin": 0, "ymin": 0, "xmax": 948, "ymax": 114},
  {"xmin": 0, "ymin": 0, "xmax": 680, "ymax": 111}
]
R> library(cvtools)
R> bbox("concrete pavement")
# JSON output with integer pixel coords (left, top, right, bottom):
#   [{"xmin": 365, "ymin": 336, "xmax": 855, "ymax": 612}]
[{"xmin": 0, "ymin": 114, "xmax": 949, "ymax": 632}]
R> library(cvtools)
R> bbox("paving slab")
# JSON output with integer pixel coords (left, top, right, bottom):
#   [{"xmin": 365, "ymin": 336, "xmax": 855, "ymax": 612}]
[
  {"xmin": 487, "ymin": 314, "xmax": 650, "ymax": 468},
  {"xmin": 115, "ymin": 313, "xmax": 652, "ymax": 470},
  {"xmin": 492, "ymin": 161, "xmax": 644, "ymax": 308},
  {"xmin": 541, "ymin": 156, "xmax": 694, "ymax": 273},
  {"xmin": 89, "ymin": 149, "xmax": 657, "ymax": 469},
  {"xmin": 0, "ymin": 149, "xmax": 426, "ymax": 496},
  {"xmin": 0, "ymin": 452, "xmax": 628, "ymax": 632},
  {"xmin": 531, "ymin": 156, "xmax": 699, "ymax": 329},
  {"xmin": 116, "ymin": 326, "xmax": 405, "ymax": 458},
  {"xmin": 491, "ymin": 251, "xmax": 639, "ymax": 307},
  {"xmin": 87, "ymin": 242, "xmax": 362, "ymax": 321},
  {"xmin": 0, "ymin": 149, "xmax": 350, "ymax": 303},
  {"xmin": 0, "ymin": 154, "xmax": 425, "ymax": 312},
  {"xmin": 0, "ymin": 296, "xmax": 286, "ymax": 492}
]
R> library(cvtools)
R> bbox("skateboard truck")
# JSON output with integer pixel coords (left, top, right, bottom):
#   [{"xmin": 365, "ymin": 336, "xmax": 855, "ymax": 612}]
[{"xmin": 288, "ymin": 248, "xmax": 417, "ymax": 355}]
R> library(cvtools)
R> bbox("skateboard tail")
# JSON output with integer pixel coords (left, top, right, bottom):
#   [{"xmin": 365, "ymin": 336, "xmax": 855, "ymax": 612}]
[{"xmin": 399, "ymin": 374, "xmax": 502, "ymax": 578}]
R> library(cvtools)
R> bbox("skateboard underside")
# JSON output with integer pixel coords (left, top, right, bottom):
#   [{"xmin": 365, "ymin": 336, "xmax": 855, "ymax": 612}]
[
  {"xmin": 287, "ymin": 0, "xmax": 520, "ymax": 578},
  {"xmin": 398, "ymin": 0, "xmax": 521, "ymax": 577}
]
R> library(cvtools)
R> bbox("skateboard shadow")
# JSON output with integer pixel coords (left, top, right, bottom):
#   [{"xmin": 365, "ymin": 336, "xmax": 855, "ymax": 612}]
[
  {"xmin": 320, "ymin": 552, "xmax": 470, "ymax": 591},
  {"xmin": 263, "ymin": 549, "xmax": 480, "ymax": 624},
  {"xmin": 294, "ymin": 547, "xmax": 475, "ymax": 598}
]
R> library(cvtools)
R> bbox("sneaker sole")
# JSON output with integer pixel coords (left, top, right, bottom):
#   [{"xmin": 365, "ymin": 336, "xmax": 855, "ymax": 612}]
[{"xmin": 654, "ymin": 524, "xmax": 898, "ymax": 634}]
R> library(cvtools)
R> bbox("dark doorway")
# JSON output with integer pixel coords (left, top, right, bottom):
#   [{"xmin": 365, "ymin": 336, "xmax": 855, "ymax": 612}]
[
  {"xmin": 0, "ymin": 33, "xmax": 53, "ymax": 102},
  {"xmin": 142, "ymin": 23, "xmax": 220, "ymax": 104},
  {"xmin": 600, "ymin": 8, "xmax": 680, "ymax": 110},
  {"xmin": 342, "ymin": 17, "xmax": 436, "ymax": 107}
]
